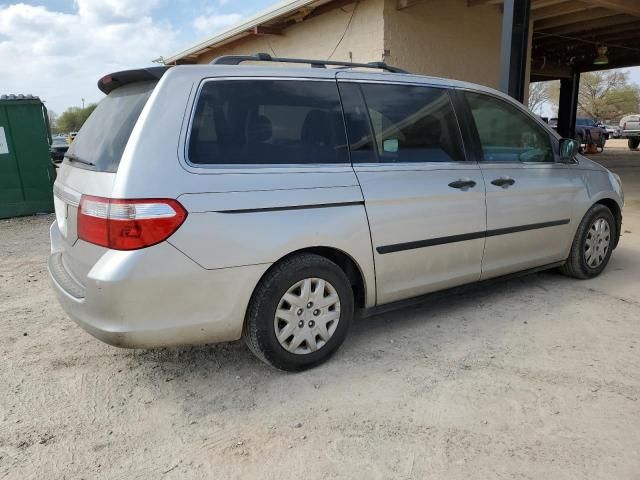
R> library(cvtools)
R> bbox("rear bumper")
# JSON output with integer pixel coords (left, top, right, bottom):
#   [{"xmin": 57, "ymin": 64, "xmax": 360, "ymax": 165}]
[
  {"xmin": 620, "ymin": 131, "xmax": 640, "ymax": 138},
  {"xmin": 48, "ymin": 222, "xmax": 269, "ymax": 348}
]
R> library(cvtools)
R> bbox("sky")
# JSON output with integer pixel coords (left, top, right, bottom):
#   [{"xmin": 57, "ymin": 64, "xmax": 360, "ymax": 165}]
[
  {"xmin": 0, "ymin": 0, "xmax": 276, "ymax": 113},
  {"xmin": 1, "ymin": 0, "xmax": 639, "ymax": 115}
]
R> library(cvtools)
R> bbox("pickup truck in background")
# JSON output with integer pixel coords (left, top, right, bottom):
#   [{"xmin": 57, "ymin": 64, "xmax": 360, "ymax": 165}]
[
  {"xmin": 575, "ymin": 118, "xmax": 606, "ymax": 150},
  {"xmin": 599, "ymin": 123, "xmax": 621, "ymax": 139},
  {"xmin": 620, "ymin": 114, "xmax": 640, "ymax": 150}
]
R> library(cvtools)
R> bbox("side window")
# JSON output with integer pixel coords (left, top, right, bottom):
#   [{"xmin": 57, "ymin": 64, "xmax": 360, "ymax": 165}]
[
  {"xmin": 357, "ymin": 83, "xmax": 466, "ymax": 163},
  {"xmin": 337, "ymin": 83, "xmax": 377, "ymax": 164},
  {"xmin": 465, "ymin": 92, "xmax": 554, "ymax": 163},
  {"xmin": 188, "ymin": 80, "xmax": 348, "ymax": 165}
]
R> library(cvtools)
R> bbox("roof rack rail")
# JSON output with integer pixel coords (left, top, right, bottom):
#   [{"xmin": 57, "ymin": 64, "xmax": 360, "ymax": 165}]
[{"xmin": 210, "ymin": 53, "xmax": 409, "ymax": 74}]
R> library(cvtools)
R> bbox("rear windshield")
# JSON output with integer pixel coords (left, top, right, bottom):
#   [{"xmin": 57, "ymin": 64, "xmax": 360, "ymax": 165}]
[{"xmin": 65, "ymin": 80, "xmax": 156, "ymax": 172}]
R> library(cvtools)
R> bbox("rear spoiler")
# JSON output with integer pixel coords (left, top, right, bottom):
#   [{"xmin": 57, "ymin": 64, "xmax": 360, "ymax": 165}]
[{"xmin": 98, "ymin": 66, "xmax": 171, "ymax": 94}]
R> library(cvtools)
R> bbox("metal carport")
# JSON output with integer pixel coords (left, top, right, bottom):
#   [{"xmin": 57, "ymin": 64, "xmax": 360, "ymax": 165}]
[{"xmin": 475, "ymin": 0, "xmax": 640, "ymax": 137}]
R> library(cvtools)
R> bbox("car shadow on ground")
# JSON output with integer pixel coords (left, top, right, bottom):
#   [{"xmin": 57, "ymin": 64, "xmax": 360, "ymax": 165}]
[
  {"xmin": 351, "ymin": 269, "xmax": 565, "ymax": 339},
  {"xmin": 125, "ymin": 268, "xmax": 565, "ymax": 377}
]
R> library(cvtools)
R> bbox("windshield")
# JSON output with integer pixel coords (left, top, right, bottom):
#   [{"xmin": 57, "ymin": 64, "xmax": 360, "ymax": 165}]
[{"xmin": 66, "ymin": 80, "xmax": 157, "ymax": 172}]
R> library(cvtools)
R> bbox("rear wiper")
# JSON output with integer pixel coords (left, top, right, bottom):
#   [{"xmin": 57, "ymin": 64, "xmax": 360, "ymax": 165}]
[{"xmin": 64, "ymin": 153, "xmax": 95, "ymax": 166}]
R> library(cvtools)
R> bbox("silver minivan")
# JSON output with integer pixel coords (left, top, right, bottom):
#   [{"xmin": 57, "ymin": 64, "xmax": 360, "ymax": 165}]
[{"xmin": 49, "ymin": 54, "xmax": 624, "ymax": 371}]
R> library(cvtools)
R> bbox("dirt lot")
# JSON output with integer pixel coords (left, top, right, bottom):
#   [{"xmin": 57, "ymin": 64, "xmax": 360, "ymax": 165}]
[{"xmin": 1, "ymin": 143, "xmax": 639, "ymax": 479}]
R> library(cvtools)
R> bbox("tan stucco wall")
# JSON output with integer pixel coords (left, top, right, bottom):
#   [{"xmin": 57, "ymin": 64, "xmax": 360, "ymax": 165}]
[
  {"xmin": 196, "ymin": 0, "xmax": 385, "ymax": 65},
  {"xmin": 192, "ymin": 0, "xmax": 533, "ymax": 96},
  {"xmin": 382, "ymin": 0, "xmax": 503, "ymax": 88}
]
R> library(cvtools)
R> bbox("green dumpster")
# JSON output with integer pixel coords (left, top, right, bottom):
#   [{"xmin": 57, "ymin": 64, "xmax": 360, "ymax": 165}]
[{"xmin": 0, "ymin": 94, "xmax": 55, "ymax": 219}]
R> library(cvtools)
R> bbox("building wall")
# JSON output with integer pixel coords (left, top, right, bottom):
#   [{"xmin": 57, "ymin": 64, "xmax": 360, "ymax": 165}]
[
  {"xmin": 383, "ymin": 0, "xmax": 503, "ymax": 89},
  {"xmin": 193, "ymin": 0, "xmax": 528, "ymax": 96},
  {"xmin": 196, "ymin": 0, "xmax": 385, "ymax": 65}
]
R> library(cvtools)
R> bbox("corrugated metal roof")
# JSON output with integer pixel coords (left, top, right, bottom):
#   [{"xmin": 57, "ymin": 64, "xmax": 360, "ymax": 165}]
[{"xmin": 163, "ymin": 0, "xmax": 338, "ymax": 64}]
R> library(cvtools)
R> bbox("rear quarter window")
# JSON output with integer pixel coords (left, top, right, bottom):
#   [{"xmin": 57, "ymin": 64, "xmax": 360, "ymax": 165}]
[
  {"xmin": 187, "ymin": 80, "xmax": 348, "ymax": 166},
  {"xmin": 66, "ymin": 80, "xmax": 156, "ymax": 172}
]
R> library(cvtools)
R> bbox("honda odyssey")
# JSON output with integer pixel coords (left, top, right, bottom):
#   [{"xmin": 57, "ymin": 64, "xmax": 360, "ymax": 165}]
[{"xmin": 48, "ymin": 54, "xmax": 624, "ymax": 371}]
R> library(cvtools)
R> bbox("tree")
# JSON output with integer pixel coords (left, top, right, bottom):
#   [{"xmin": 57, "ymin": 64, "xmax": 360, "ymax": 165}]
[
  {"xmin": 546, "ymin": 70, "xmax": 640, "ymax": 121},
  {"xmin": 56, "ymin": 104, "xmax": 98, "ymax": 133},
  {"xmin": 577, "ymin": 71, "xmax": 639, "ymax": 120},
  {"xmin": 47, "ymin": 109, "xmax": 58, "ymax": 132},
  {"xmin": 528, "ymin": 82, "xmax": 552, "ymax": 114}
]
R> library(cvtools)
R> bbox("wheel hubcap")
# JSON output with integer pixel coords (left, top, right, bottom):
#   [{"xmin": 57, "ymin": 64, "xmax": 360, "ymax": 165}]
[
  {"xmin": 584, "ymin": 217, "xmax": 611, "ymax": 268},
  {"xmin": 274, "ymin": 278, "xmax": 340, "ymax": 355}
]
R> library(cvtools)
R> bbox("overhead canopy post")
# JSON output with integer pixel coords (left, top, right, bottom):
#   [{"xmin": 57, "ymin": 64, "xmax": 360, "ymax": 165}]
[
  {"xmin": 557, "ymin": 72, "xmax": 580, "ymax": 139},
  {"xmin": 500, "ymin": 0, "xmax": 532, "ymax": 103}
]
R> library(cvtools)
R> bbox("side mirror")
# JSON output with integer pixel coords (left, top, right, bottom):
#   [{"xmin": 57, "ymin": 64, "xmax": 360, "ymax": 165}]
[{"xmin": 559, "ymin": 138, "xmax": 579, "ymax": 161}]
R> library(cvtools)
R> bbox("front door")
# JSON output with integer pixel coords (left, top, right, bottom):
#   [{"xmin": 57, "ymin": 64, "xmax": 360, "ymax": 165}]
[
  {"xmin": 461, "ymin": 91, "xmax": 584, "ymax": 279},
  {"xmin": 338, "ymin": 78, "xmax": 486, "ymax": 304}
]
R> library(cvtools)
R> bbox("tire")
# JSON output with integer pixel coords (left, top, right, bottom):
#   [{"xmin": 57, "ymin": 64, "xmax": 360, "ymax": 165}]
[
  {"xmin": 560, "ymin": 204, "xmax": 616, "ymax": 279},
  {"xmin": 629, "ymin": 138, "xmax": 640, "ymax": 151},
  {"xmin": 244, "ymin": 253, "xmax": 354, "ymax": 371}
]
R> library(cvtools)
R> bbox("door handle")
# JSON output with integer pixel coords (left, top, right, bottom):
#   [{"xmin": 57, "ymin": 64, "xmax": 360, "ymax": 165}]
[
  {"xmin": 448, "ymin": 179, "xmax": 477, "ymax": 190},
  {"xmin": 491, "ymin": 177, "xmax": 516, "ymax": 188}
]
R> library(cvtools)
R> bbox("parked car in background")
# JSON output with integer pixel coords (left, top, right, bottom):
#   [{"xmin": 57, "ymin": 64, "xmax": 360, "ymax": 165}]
[
  {"xmin": 49, "ymin": 136, "xmax": 69, "ymax": 163},
  {"xmin": 66, "ymin": 131, "xmax": 78, "ymax": 143},
  {"xmin": 599, "ymin": 123, "xmax": 621, "ymax": 139},
  {"xmin": 48, "ymin": 56, "xmax": 624, "ymax": 371},
  {"xmin": 576, "ymin": 118, "xmax": 606, "ymax": 150},
  {"xmin": 620, "ymin": 114, "xmax": 640, "ymax": 150}
]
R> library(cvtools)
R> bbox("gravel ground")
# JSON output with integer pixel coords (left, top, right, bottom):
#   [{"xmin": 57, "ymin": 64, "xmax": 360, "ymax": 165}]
[{"xmin": 1, "ymin": 144, "xmax": 639, "ymax": 479}]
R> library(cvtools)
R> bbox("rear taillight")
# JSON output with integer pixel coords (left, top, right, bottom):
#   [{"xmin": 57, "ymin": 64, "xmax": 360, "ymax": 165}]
[{"xmin": 78, "ymin": 195, "xmax": 187, "ymax": 250}]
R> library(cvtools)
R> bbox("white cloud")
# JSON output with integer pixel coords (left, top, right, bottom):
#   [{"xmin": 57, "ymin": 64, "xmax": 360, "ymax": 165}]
[
  {"xmin": 75, "ymin": 0, "xmax": 161, "ymax": 23},
  {"xmin": 0, "ymin": 2, "xmax": 175, "ymax": 113},
  {"xmin": 192, "ymin": 12, "xmax": 242, "ymax": 34}
]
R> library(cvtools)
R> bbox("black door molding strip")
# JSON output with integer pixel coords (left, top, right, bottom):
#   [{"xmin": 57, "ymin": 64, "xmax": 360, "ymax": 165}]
[
  {"xmin": 377, "ymin": 219, "xmax": 570, "ymax": 254},
  {"xmin": 218, "ymin": 201, "xmax": 364, "ymax": 214}
]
